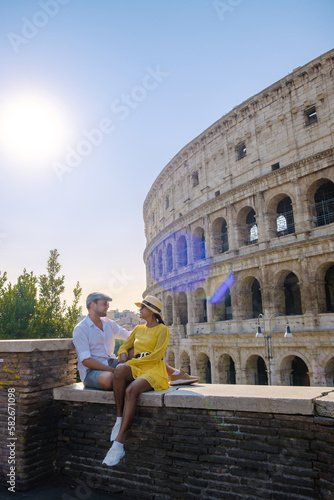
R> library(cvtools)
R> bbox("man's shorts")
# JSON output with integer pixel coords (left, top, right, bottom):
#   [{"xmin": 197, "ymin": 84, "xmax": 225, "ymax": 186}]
[{"xmin": 84, "ymin": 358, "xmax": 119, "ymax": 390}]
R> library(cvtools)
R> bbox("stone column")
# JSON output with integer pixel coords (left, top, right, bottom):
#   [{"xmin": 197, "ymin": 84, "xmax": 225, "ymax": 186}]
[
  {"xmin": 299, "ymin": 257, "xmax": 318, "ymax": 315},
  {"xmin": 226, "ymin": 202, "xmax": 238, "ymax": 252},
  {"xmin": 255, "ymin": 191, "xmax": 269, "ymax": 244}
]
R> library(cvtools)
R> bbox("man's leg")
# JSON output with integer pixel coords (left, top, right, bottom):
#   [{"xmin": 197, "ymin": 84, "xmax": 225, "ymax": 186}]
[{"xmin": 97, "ymin": 371, "xmax": 114, "ymax": 390}]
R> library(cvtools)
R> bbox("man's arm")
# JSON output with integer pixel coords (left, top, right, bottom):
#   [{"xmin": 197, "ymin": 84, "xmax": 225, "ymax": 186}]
[{"xmin": 82, "ymin": 358, "xmax": 115, "ymax": 372}]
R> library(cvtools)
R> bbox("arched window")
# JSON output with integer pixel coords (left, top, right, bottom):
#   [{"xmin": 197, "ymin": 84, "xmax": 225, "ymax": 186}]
[
  {"xmin": 325, "ymin": 358, "xmax": 334, "ymax": 387},
  {"xmin": 166, "ymin": 243, "xmax": 173, "ymax": 273},
  {"xmin": 325, "ymin": 265, "xmax": 334, "ymax": 313},
  {"xmin": 177, "ymin": 235, "xmax": 187, "ymax": 267},
  {"xmin": 314, "ymin": 181, "xmax": 334, "ymax": 227},
  {"xmin": 246, "ymin": 209, "xmax": 258, "ymax": 245},
  {"xmin": 176, "ymin": 292, "xmax": 188, "ymax": 325},
  {"xmin": 193, "ymin": 229, "xmax": 206, "ymax": 260},
  {"xmin": 220, "ymin": 219, "xmax": 229, "ymax": 253},
  {"xmin": 252, "ymin": 279, "xmax": 262, "ymax": 318},
  {"xmin": 218, "ymin": 355, "xmax": 236, "ymax": 384},
  {"xmin": 212, "ymin": 217, "xmax": 229, "ymax": 254},
  {"xmin": 276, "ymin": 197, "xmax": 295, "ymax": 236},
  {"xmin": 213, "ymin": 291, "xmax": 232, "ymax": 321},
  {"xmin": 284, "ymin": 272, "xmax": 302, "ymax": 315},
  {"xmin": 291, "ymin": 357, "xmax": 310, "ymax": 386},
  {"xmin": 256, "ymin": 357, "xmax": 268, "ymax": 385},
  {"xmin": 197, "ymin": 353, "xmax": 211, "ymax": 383},
  {"xmin": 246, "ymin": 355, "xmax": 267, "ymax": 385}
]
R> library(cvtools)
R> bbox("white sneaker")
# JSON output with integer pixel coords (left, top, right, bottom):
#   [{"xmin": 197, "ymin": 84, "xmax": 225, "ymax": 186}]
[
  {"xmin": 102, "ymin": 443, "xmax": 125, "ymax": 466},
  {"xmin": 110, "ymin": 419, "xmax": 122, "ymax": 441}
]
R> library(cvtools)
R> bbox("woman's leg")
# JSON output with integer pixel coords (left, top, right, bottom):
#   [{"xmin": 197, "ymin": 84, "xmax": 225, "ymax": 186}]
[
  {"xmin": 113, "ymin": 363, "xmax": 134, "ymax": 417},
  {"xmin": 115, "ymin": 378, "xmax": 152, "ymax": 444}
]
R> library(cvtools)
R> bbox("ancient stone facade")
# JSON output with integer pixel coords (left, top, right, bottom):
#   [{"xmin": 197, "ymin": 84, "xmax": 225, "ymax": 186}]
[{"xmin": 142, "ymin": 49, "xmax": 334, "ymax": 387}]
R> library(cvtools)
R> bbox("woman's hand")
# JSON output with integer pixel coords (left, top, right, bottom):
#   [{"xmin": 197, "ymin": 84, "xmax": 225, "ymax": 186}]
[{"xmin": 119, "ymin": 352, "xmax": 128, "ymax": 364}]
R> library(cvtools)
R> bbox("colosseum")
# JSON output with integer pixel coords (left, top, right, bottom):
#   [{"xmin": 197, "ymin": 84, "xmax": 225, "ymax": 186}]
[{"xmin": 142, "ymin": 49, "xmax": 334, "ymax": 387}]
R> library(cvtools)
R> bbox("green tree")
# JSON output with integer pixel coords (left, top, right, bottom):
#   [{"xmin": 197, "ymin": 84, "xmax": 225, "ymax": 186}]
[
  {"xmin": 0, "ymin": 270, "xmax": 37, "ymax": 339},
  {"xmin": 0, "ymin": 250, "xmax": 82, "ymax": 339}
]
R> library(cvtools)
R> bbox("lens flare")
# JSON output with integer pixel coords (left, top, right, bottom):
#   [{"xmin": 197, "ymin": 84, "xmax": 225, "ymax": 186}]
[{"xmin": 209, "ymin": 271, "xmax": 235, "ymax": 304}]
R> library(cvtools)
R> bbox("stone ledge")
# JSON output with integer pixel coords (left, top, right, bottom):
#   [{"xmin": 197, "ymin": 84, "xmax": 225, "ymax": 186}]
[
  {"xmin": 53, "ymin": 382, "xmax": 170, "ymax": 407},
  {"xmin": 53, "ymin": 382, "xmax": 334, "ymax": 415},
  {"xmin": 164, "ymin": 384, "xmax": 334, "ymax": 415},
  {"xmin": 0, "ymin": 339, "xmax": 74, "ymax": 352},
  {"xmin": 315, "ymin": 390, "xmax": 334, "ymax": 418}
]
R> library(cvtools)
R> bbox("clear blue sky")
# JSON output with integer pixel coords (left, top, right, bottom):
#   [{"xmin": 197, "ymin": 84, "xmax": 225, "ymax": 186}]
[{"xmin": 0, "ymin": 0, "xmax": 333, "ymax": 312}]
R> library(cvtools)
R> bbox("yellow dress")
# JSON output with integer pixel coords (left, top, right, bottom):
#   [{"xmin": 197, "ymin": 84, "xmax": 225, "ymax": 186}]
[{"xmin": 117, "ymin": 323, "xmax": 170, "ymax": 390}]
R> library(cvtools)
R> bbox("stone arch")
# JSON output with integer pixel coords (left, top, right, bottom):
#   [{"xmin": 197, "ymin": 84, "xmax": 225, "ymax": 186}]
[
  {"xmin": 218, "ymin": 354, "xmax": 236, "ymax": 384},
  {"xmin": 212, "ymin": 288, "xmax": 232, "ymax": 321},
  {"xmin": 239, "ymin": 276, "xmax": 263, "ymax": 319},
  {"xmin": 307, "ymin": 178, "xmax": 334, "ymax": 228},
  {"xmin": 176, "ymin": 292, "xmax": 188, "ymax": 325},
  {"xmin": 180, "ymin": 351, "xmax": 191, "ymax": 374},
  {"xmin": 325, "ymin": 358, "xmax": 334, "ymax": 386},
  {"xmin": 166, "ymin": 243, "xmax": 173, "ymax": 273},
  {"xmin": 315, "ymin": 262, "xmax": 334, "ymax": 313},
  {"xmin": 236, "ymin": 206, "xmax": 258, "ymax": 247},
  {"xmin": 245, "ymin": 355, "xmax": 268, "ymax": 385},
  {"xmin": 193, "ymin": 227, "xmax": 206, "ymax": 260},
  {"xmin": 197, "ymin": 352, "xmax": 211, "ymax": 383},
  {"xmin": 165, "ymin": 350, "xmax": 175, "ymax": 367},
  {"xmin": 267, "ymin": 192, "xmax": 296, "ymax": 237},
  {"xmin": 212, "ymin": 217, "xmax": 229, "ymax": 254},
  {"xmin": 165, "ymin": 295, "xmax": 173, "ymax": 326},
  {"xmin": 194, "ymin": 287, "xmax": 207, "ymax": 323},
  {"xmin": 284, "ymin": 272, "xmax": 302, "ymax": 315},
  {"xmin": 176, "ymin": 234, "xmax": 188, "ymax": 267},
  {"xmin": 280, "ymin": 355, "xmax": 310, "ymax": 386},
  {"xmin": 273, "ymin": 269, "xmax": 302, "ymax": 315}
]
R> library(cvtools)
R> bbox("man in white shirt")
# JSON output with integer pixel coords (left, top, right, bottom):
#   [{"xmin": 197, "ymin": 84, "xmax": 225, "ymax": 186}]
[
  {"xmin": 73, "ymin": 292, "xmax": 200, "ymax": 390},
  {"xmin": 73, "ymin": 292, "xmax": 130, "ymax": 390}
]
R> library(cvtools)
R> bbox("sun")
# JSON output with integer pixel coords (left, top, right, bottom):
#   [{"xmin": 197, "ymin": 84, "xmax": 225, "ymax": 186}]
[{"xmin": 0, "ymin": 90, "xmax": 72, "ymax": 168}]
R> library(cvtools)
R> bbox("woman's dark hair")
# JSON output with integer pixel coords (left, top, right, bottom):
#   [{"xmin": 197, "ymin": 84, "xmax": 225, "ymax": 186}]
[{"xmin": 154, "ymin": 313, "xmax": 165, "ymax": 325}]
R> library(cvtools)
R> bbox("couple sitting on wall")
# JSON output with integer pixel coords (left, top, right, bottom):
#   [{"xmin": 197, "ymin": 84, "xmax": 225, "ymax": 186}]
[{"xmin": 73, "ymin": 292, "xmax": 199, "ymax": 467}]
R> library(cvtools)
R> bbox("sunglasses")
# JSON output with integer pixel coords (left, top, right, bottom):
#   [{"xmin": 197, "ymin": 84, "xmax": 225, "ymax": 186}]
[{"xmin": 94, "ymin": 300, "xmax": 109, "ymax": 306}]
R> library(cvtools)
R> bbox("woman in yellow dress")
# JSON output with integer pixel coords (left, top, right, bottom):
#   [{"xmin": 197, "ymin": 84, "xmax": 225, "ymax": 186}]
[{"xmin": 102, "ymin": 295, "xmax": 170, "ymax": 467}]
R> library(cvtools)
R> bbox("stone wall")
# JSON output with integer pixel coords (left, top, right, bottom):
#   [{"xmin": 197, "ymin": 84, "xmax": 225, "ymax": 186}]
[
  {"xmin": 54, "ymin": 383, "xmax": 334, "ymax": 500},
  {"xmin": 0, "ymin": 339, "xmax": 76, "ymax": 490}
]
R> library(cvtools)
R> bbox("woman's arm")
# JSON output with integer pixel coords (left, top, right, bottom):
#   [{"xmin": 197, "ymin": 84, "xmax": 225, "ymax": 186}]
[{"xmin": 117, "ymin": 327, "xmax": 137, "ymax": 359}]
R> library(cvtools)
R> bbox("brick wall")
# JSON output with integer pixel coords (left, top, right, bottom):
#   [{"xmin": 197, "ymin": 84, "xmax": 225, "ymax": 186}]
[
  {"xmin": 56, "ymin": 401, "xmax": 334, "ymax": 500},
  {"xmin": 0, "ymin": 340, "xmax": 76, "ymax": 490}
]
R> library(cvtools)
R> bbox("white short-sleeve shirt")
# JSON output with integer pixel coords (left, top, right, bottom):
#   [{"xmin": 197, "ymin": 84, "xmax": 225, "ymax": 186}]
[{"xmin": 73, "ymin": 315, "xmax": 130, "ymax": 382}]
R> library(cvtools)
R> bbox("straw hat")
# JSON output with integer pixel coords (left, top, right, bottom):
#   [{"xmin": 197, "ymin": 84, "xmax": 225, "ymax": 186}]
[{"xmin": 135, "ymin": 295, "xmax": 164, "ymax": 321}]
